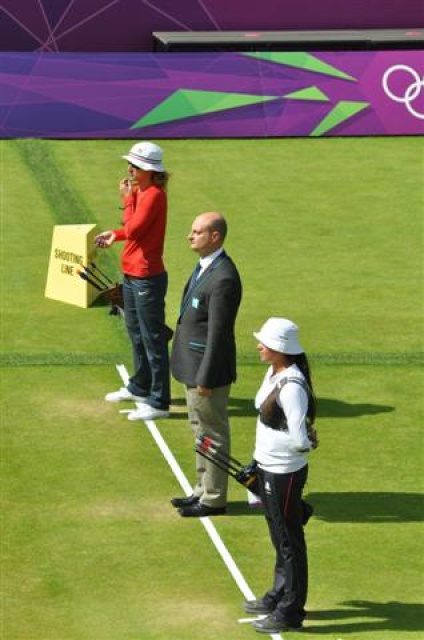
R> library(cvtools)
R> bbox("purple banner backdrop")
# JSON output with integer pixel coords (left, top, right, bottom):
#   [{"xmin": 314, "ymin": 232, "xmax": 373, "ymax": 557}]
[
  {"xmin": 0, "ymin": 50, "xmax": 423, "ymax": 138},
  {"xmin": 1, "ymin": 0, "xmax": 423, "ymax": 52}
]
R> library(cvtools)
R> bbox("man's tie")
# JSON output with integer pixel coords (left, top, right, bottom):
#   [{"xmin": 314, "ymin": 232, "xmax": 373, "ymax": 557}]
[
  {"xmin": 188, "ymin": 262, "xmax": 201, "ymax": 290},
  {"xmin": 180, "ymin": 263, "xmax": 201, "ymax": 316},
  {"xmin": 183, "ymin": 262, "xmax": 201, "ymax": 302}
]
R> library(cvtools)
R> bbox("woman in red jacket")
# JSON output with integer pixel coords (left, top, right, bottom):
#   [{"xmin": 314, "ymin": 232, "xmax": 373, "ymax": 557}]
[{"xmin": 96, "ymin": 141, "xmax": 170, "ymax": 421}]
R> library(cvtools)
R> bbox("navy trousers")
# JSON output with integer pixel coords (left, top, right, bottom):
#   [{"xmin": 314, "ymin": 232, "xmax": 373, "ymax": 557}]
[{"xmin": 123, "ymin": 272, "xmax": 170, "ymax": 410}]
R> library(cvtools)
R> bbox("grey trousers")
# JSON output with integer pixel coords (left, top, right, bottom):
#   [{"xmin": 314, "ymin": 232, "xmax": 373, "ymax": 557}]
[{"xmin": 185, "ymin": 385, "xmax": 231, "ymax": 508}]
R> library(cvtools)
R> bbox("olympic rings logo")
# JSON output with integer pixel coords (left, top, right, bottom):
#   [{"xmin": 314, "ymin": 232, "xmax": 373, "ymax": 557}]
[{"xmin": 382, "ymin": 65, "xmax": 424, "ymax": 119}]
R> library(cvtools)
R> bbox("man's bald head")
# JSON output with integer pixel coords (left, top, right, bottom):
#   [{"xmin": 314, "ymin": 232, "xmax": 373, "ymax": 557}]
[
  {"xmin": 196, "ymin": 212, "xmax": 227, "ymax": 240},
  {"xmin": 188, "ymin": 212, "xmax": 228, "ymax": 257}
]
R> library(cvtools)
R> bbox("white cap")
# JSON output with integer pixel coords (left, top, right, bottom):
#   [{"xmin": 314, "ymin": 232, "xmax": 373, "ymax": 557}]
[
  {"xmin": 122, "ymin": 141, "xmax": 164, "ymax": 172},
  {"xmin": 253, "ymin": 318, "xmax": 304, "ymax": 355}
]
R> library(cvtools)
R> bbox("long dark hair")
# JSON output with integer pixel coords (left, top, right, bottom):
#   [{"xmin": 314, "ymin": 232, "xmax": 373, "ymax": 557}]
[
  {"xmin": 286, "ymin": 352, "xmax": 317, "ymax": 424},
  {"xmin": 151, "ymin": 171, "xmax": 170, "ymax": 189}
]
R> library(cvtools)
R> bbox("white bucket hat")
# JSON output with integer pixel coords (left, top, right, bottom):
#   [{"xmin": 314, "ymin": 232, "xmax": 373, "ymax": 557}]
[
  {"xmin": 253, "ymin": 318, "xmax": 304, "ymax": 355},
  {"xmin": 122, "ymin": 141, "xmax": 165, "ymax": 172}
]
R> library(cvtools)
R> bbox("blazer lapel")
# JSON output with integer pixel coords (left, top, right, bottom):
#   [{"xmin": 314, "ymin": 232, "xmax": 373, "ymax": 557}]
[{"xmin": 179, "ymin": 252, "xmax": 227, "ymax": 319}]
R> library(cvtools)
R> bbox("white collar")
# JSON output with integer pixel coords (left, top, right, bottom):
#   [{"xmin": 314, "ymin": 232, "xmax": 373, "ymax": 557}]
[{"xmin": 199, "ymin": 248, "xmax": 224, "ymax": 272}]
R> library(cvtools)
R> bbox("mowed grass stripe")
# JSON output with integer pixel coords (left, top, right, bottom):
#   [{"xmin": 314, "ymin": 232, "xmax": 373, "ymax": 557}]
[
  {"xmin": 12, "ymin": 138, "xmax": 118, "ymax": 275},
  {"xmin": 2, "ymin": 352, "xmax": 422, "ymax": 367},
  {"xmin": 14, "ymin": 139, "xmax": 92, "ymax": 225},
  {"xmin": 1, "ymin": 353, "xmax": 127, "ymax": 367}
]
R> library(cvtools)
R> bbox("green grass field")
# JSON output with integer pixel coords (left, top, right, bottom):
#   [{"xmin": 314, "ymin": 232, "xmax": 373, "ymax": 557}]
[{"xmin": 2, "ymin": 137, "xmax": 423, "ymax": 639}]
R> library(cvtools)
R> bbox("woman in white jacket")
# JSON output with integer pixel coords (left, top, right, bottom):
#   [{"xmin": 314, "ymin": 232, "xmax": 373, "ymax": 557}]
[{"xmin": 245, "ymin": 317, "xmax": 318, "ymax": 634}]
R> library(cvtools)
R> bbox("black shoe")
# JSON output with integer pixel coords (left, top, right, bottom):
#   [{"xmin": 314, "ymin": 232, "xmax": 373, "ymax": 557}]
[
  {"xmin": 302, "ymin": 500, "xmax": 314, "ymax": 525},
  {"xmin": 253, "ymin": 613, "xmax": 303, "ymax": 633},
  {"xmin": 170, "ymin": 495, "xmax": 199, "ymax": 508},
  {"xmin": 178, "ymin": 502, "xmax": 226, "ymax": 518},
  {"xmin": 244, "ymin": 597, "xmax": 276, "ymax": 615}
]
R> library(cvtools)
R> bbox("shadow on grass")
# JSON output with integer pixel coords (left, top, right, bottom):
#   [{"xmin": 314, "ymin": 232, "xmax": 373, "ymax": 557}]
[
  {"xmin": 306, "ymin": 600, "xmax": 424, "ymax": 634},
  {"xmin": 227, "ymin": 493, "xmax": 423, "ymax": 522},
  {"xmin": 170, "ymin": 396, "xmax": 394, "ymax": 420},
  {"xmin": 317, "ymin": 397, "xmax": 395, "ymax": 418},
  {"xmin": 226, "ymin": 500, "xmax": 264, "ymax": 516},
  {"xmin": 305, "ymin": 492, "xmax": 423, "ymax": 523}
]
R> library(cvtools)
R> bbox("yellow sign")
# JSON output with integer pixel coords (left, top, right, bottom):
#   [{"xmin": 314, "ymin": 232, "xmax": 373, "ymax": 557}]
[{"xmin": 45, "ymin": 224, "xmax": 101, "ymax": 308}]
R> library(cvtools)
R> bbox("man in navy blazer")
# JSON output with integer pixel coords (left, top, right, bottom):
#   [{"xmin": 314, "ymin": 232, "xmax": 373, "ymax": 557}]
[{"xmin": 170, "ymin": 212, "xmax": 242, "ymax": 517}]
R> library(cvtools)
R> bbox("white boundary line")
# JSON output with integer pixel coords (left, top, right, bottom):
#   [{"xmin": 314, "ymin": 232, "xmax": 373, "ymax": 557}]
[{"xmin": 116, "ymin": 364, "xmax": 283, "ymax": 640}]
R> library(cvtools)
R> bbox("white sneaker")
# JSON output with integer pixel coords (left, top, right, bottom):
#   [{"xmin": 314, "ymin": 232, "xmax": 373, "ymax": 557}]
[
  {"xmin": 105, "ymin": 387, "xmax": 148, "ymax": 403},
  {"xmin": 127, "ymin": 406, "xmax": 170, "ymax": 421}
]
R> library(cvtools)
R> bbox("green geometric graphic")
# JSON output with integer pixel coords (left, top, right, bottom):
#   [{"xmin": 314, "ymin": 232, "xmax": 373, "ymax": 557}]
[
  {"xmin": 310, "ymin": 101, "xmax": 370, "ymax": 136},
  {"xmin": 130, "ymin": 54, "xmax": 364, "ymax": 133},
  {"xmin": 243, "ymin": 51, "xmax": 356, "ymax": 81},
  {"xmin": 283, "ymin": 86, "xmax": 329, "ymax": 101},
  {"xmin": 131, "ymin": 89, "xmax": 281, "ymax": 129}
]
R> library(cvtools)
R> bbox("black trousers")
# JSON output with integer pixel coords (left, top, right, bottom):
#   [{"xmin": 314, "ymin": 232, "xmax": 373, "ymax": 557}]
[{"xmin": 258, "ymin": 464, "xmax": 308, "ymax": 625}]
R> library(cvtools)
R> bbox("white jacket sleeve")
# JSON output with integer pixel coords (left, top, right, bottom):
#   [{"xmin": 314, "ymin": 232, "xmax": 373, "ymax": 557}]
[{"xmin": 279, "ymin": 382, "xmax": 312, "ymax": 452}]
